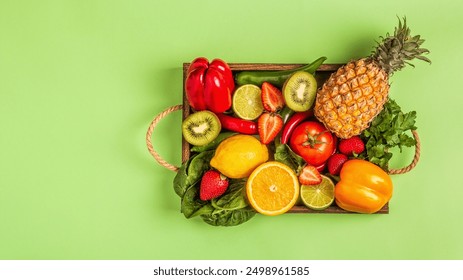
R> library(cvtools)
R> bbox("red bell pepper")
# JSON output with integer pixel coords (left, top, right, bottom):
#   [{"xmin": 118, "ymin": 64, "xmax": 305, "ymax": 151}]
[{"xmin": 185, "ymin": 57, "xmax": 235, "ymax": 113}]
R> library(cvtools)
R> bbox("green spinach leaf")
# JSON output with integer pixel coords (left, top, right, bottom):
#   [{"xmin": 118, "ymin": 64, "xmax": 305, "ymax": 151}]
[
  {"xmin": 201, "ymin": 207, "xmax": 256, "ymax": 227},
  {"xmin": 185, "ymin": 150, "xmax": 215, "ymax": 187},
  {"xmin": 181, "ymin": 183, "xmax": 214, "ymax": 218},
  {"xmin": 173, "ymin": 157, "xmax": 192, "ymax": 197},
  {"xmin": 274, "ymin": 139, "xmax": 305, "ymax": 175},
  {"xmin": 173, "ymin": 150, "xmax": 256, "ymax": 227},
  {"xmin": 173, "ymin": 150, "xmax": 215, "ymax": 197},
  {"xmin": 211, "ymin": 179, "xmax": 248, "ymax": 211}
]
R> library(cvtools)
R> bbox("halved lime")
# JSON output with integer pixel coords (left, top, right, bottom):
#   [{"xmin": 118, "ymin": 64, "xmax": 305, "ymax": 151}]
[
  {"xmin": 232, "ymin": 84, "xmax": 264, "ymax": 120},
  {"xmin": 300, "ymin": 175, "xmax": 335, "ymax": 210}
]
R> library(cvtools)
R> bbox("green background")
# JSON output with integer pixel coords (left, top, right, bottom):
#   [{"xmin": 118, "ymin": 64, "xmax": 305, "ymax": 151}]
[{"xmin": 1, "ymin": 0, "xmax": 462, "ymax": 260}]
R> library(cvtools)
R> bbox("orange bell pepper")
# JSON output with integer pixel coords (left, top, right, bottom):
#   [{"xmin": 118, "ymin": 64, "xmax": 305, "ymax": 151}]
[{"xmin": 335, "ymin": 159, "xmax": 393, "ymax": 213}]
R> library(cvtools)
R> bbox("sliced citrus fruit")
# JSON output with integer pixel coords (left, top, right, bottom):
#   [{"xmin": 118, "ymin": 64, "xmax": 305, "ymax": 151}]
[
  {"xmin": 232, "ymin": 84, "xmax": 264, "ymax": 120},
  {"xmin": 246, "ymin": 161, "xmax": 300, "ymax": 216},
  {"xmin": 300, "ymin": 175, "xmax": 335, "ymax": 210}
]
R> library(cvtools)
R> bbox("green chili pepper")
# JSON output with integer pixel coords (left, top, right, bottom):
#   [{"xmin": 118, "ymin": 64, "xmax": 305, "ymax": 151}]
[
  {"xmin": 279, "ymin": 106, "xmax": 295, "ymax": 124},
  {"xmin": 235, "ymin": 56, "xmax": 327, "ymax": 87}
]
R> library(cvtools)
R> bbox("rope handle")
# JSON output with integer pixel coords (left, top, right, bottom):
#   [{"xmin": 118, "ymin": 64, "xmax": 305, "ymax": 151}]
[
  {"xmin": 146, "ymin": 105, "xmax": 183, "ymax": 172},
  {"xmin": 146, "ymin": 105, "xmax": 421, "ymax": 175}
]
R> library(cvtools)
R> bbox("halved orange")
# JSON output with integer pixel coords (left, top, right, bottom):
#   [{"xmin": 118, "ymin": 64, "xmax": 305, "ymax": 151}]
[{"xmin": 246, "ymin": 161, "xmax": 300, "ymax": 216}]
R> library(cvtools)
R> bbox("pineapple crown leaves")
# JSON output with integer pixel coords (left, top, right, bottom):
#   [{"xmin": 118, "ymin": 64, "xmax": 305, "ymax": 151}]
[{"xmin": 371, "ymin": 17, "xmax": 431, "ymax": 75}]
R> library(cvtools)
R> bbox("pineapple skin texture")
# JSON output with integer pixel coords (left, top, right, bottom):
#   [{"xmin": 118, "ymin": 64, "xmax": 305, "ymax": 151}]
[{"xmin": 314, "ymin": 58, "xmax": 390, "ymax": 139}]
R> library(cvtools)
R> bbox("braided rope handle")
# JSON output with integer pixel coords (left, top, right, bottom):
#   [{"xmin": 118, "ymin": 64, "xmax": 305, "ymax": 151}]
[
  {"xmin": 146, "ymin": 105, "xmax": 183, "ymax": 172},
  {"xmin": 146, "ymin": 105, "xmax": 421, "ymax": 175}
]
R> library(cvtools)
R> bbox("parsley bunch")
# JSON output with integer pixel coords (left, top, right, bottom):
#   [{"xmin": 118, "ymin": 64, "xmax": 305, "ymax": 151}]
[{"xmin": 360, "ymin": 99, "xmax": 417, "ymax": 171}]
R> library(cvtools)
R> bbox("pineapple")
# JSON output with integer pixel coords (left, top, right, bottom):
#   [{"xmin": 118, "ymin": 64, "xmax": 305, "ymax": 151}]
[{"xmin": 314, "ymin": 17, "xmax": 430, "ymax": 139}]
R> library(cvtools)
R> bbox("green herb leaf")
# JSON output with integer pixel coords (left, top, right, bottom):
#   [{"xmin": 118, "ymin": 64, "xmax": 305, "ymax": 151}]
[{"xmin": 361, "ymin": 98, "xmax": 417, "ymax": 171}]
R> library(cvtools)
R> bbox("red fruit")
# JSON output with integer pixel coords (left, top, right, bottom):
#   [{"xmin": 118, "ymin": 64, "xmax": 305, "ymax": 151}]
[
  {"xmin": 216, "ymin": 113, "xmax": 258, "ymax": 135},
  {"xmin": 261, "ymin": 82, "xmax": 285, "ymax": 112},
  {"xmin": 199, "ymin": 170, "xmax": 229, "ymax": 201},
  {"xmin": 327, "ymin": 153, "xmax": 349, "ymax": 175},
  {"xmin": 338, "ymin": 136, "xmax": 365, "ymax": 156},
  {"xmin": 314, "ymin": 162, "xmax": 326, "ymax": 173},
  {"xmin": 298, "ymin": 165, "xmax": 322, "ymax": 185},
  {"xmin": 185, "ymin": 57, "xmax": 234, "ymax": 113},
  {"xmin": 280, "ymin": 110, "xmax": 313, "ymax": 144},
  {"xmin": 288, "ymin": 121, "xmax": 336, "ymax": 166},
  {"xmin": 258, "ymin": 112, "xmax": 283, "ymax": 144}
]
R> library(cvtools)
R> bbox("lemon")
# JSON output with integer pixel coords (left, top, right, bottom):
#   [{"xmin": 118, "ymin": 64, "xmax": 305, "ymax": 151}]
[
  {"xmin": 300, "ymin": 175, "xmax": 335, "ymax": 210},
  {"xmin": 210, "ymin": 135, "xmax": 268, "ymax": 179},
  {"xmin": 232, "ymin": 84, "xmax": 264, "ymax": 120}
]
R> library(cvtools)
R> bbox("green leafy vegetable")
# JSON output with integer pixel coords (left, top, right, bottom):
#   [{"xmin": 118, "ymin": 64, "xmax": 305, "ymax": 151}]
[
  {"xmin": 181, "ymin": 184, "xmax": 214, "ymax": 218},
  {"xmin": 173, "ymin": 157, "xmax": 192, "ymax": 197},
  {"xmin": 202, "ymin": 179, "xmax": 256, "ymax": 226},
  {"xmin": 190, "ymin": 132, "xmax": 237, "ymax": 153},
  {"xmin": 172, "ymin": 151, "xmax": 256, "ymax": 227},
  {"xmin": 201, "ymin": 207, "xmax": 256, "ymax": 227},
  {"xmin": 186, "ymin": 150, "xmax": 215, "ymax": 187},
  {"xmin": 173, "ymin": 150, "xmax": 214, "ymax": 197},
  {"xmin": 361, "ymin": 98, "xmax": 417, "ymax": 171},
  {"xmin": 274, "ymin": 138, "xmax": 305, "ymax": 175},
  {"xmin": 211, "ymin": 179, "xmax": 248, "ymax": 211}
]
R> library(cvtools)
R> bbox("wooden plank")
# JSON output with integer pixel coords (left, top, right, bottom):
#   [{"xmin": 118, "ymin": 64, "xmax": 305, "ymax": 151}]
[
  {"xmin": 183, "ymin": 62, "xmax": 342, "ymax": 72},
  {"xmin": 288, "ymin": 203, "xmax": 389, "ymax": 214}
]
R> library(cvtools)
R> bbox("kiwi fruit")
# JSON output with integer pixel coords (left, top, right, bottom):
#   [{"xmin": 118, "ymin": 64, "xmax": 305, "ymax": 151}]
[
  {"xmin": 282, "ymin": 71, "xmax": 317, "ymax": 112},
  {"xmin": 182, "ymin": 110, "xmax": 221, "ymax": 146}
]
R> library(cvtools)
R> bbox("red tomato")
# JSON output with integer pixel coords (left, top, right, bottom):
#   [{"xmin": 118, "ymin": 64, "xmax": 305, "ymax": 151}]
[{"xmin": 289, "ymin": 121, "xmax": 336, "ymax": 167}]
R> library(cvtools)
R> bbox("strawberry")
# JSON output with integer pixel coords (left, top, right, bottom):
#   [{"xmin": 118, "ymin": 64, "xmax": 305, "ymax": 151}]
[
  {"xmin": 258, "ymin": 112, "xmax": 283, "ymax": 144},
  {"xmin": 199, "ymin": 170, "xmax": 229, "ymax": 201},
  {"xmin": 298, "ymin": 165, "xmax": 322, "ymax": 185},
  {"xmin": 327, "ymin": 153, "xmax": 348, "ymax": 175},
  {"xmin": 261, "ymin": 82, "xmax": 285, "ymax": 112},
  {"xmin": 338, "ymin": 136, "xmax": 365, "ymax": 156}
]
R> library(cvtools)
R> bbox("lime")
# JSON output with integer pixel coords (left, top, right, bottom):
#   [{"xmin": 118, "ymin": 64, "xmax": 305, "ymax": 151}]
[
  {"xmin": 300, "ymin": 175, "xmax": 335, "ymax": 210},
  {"xmin": 232, "ymin": 84, "xmax": 264, "ymax": 120}
]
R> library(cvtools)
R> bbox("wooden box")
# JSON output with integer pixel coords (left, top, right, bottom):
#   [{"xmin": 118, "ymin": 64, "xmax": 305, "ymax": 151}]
[{"xmin": 181, "ymin": 62, "xmax": 388, "ymax": 214}]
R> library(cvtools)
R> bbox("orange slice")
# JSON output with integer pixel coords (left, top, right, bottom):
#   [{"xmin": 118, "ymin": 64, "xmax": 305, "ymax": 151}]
[{"xmin": 246, "ymin": 161, "xmax": 300, "ymax": 216}]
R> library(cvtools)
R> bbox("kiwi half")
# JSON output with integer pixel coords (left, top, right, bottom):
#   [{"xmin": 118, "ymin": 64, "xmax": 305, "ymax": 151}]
[
  {"xmin": 182, "ymin": 110, "xmax": 221, "ymax": 146},
  {"xmin": 282, "ymin": 71, "xmax": 317, "ymax": 112}
]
